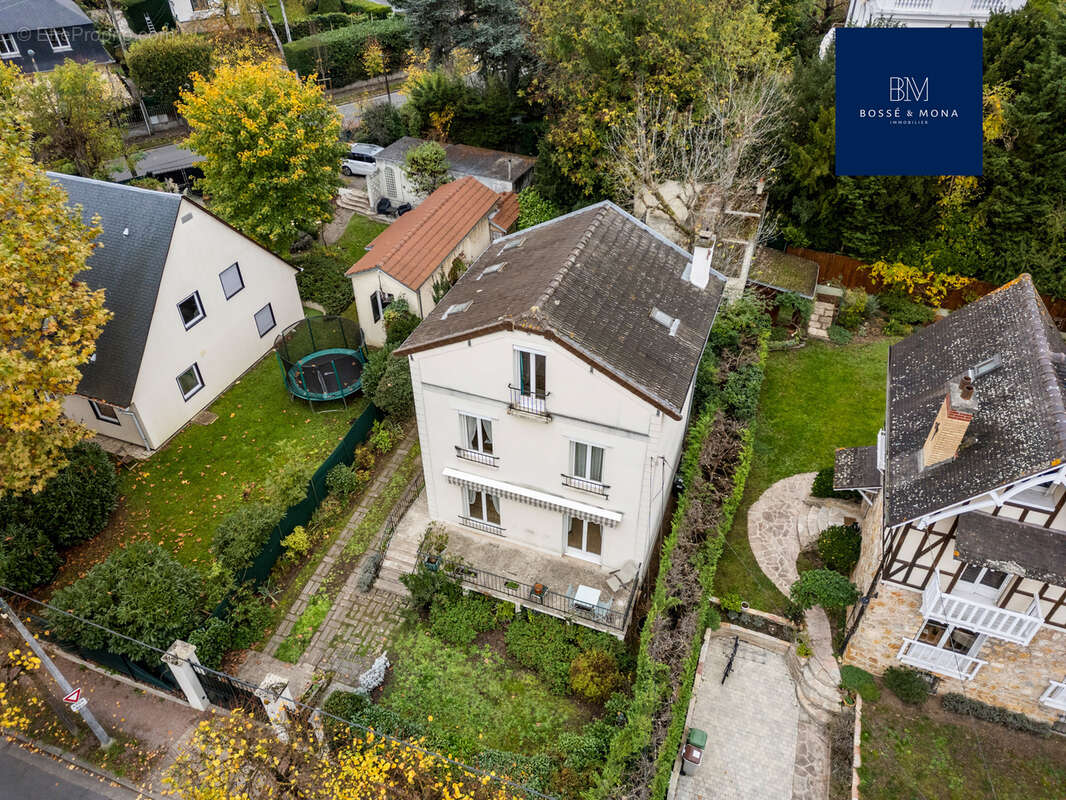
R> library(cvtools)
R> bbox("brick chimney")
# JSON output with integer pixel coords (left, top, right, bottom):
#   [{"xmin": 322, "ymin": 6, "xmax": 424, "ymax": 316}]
[{"xmin": 922, "ymin": 374, "xmax": 978, "ymax": 468}]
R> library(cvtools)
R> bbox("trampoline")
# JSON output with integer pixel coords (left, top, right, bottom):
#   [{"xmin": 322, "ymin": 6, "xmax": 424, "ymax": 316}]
[{"xmin": 275, "ymin": 316, "xmax": 367, "ymax": 408}]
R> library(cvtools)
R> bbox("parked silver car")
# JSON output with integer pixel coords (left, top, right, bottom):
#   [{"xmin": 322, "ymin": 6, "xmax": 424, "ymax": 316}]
[{"xmin": 341, "ymin": 143, "xmax": 384, "ymax": 176}]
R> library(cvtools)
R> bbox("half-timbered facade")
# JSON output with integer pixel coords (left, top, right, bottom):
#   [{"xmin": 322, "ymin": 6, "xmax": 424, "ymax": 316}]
[{"xmin": 836, "ymin": 275, "xmax": 1066, "ymax": 725}]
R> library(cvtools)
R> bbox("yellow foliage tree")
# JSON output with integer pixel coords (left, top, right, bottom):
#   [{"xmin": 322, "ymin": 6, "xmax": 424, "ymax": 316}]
[
  {"xmin": 0, "ymin": 646, "xmax": 44, "ymax": 733},
  {"xmin": 165, "ymin": 710, "xmax": 528, "ymax": 800},
  {"xmin": 866, "ymin": 260, "xmax": 974, "ymax": 308},
  {"xmin": 0, "ymin": 64, "xmax": 111, "ymax": 496},
  {"xmin": 177, "ymin": 58, "xmax": 346, "ymax": 254}
]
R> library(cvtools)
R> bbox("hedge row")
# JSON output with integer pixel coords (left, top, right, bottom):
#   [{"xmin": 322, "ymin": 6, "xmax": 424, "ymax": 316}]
[
  {"xmin": 282, "ymin": 17, "xmax": 409, "ymax": 89},
  {"xmin": 287, "ymin": 7, "xmax": 392, "ymax": 41}
]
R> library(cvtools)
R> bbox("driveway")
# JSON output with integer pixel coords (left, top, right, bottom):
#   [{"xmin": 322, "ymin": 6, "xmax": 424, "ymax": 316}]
[{"xmin": 337, "ymin": 91, "xmax": 407, "ymax": 128}]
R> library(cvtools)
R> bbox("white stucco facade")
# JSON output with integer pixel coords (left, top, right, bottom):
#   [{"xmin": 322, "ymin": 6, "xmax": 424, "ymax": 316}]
[
  {"xmin": 845, "ymin": 0, "xmax": 1026, "ymax": 27},
  {"xmin": 408, "ymin": 329, "xmax": 692, "ymax": 576},
  {"xmin": 168, "ymin": 0, "xmax": 224, "ymax": 24},
  {"xmin": 64, "ymin": 198, "xmax": 304, "ymax": 451}
]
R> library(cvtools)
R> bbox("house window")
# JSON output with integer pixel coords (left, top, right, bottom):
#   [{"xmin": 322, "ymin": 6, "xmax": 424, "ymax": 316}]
[
  {"xmin": 566, "ymin": 516, "xmax": 602, "ymax": 562},
  {"xmin": 191, "ymin": 0, "xmax": 211, "ymax": 10},
  {"xmin": 515, "ymin": 349, "xmax": 546, "ymax": 398},
  {"xmin": 0, "ymin": 33, "xmax": 19, "ymax": 59},
  {"xmin": 954, "ymin": 564, "xmax": 1008, "ymax": 604},
  {"xmin": 370, "ymin": 290, "xmax": 393, "ymax": 323},
  {"xmin": 254, "ymin": 303, "xmax": 276, "ymax": 337},
  {"xmin": 176, "ymin": 363, "xmax": 204, "ymax": 401},
  {"xmin": 571, "ymin": 441, "xmax": 604, "ymax": 483},
  {"xmin": 219, "ymin": 263, "xmax": 244, "ymax": 299},
  {"xmin": 89, "ymin": 400, "xmax": 121, "ymax": 425},
  {"xmin": 45, "ymin": 28, "xmax": 72, "ymax": 52},
  {"xmin": 177, "ymin": 291, "xmax": 206, "ymax": 329},
  {"xmin": 460, "ymin": 414, "xmax": 493, "ymax": 454},
  {"xmin": 383, "ymin": 166, "xmax": 397, "ymax": 197},
  {"xmin": 463, "ymin": 488, "xmax": 501, "ymax": 527},
  {"xmin": 916, "ymin": 620, "xmax": 984, "ymax": 657}
]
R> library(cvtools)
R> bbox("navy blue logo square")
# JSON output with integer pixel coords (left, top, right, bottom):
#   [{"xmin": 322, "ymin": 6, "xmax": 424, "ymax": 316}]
[{"xmin": 835, "ymin": 28, "xmax": 983, "ymax": 176}]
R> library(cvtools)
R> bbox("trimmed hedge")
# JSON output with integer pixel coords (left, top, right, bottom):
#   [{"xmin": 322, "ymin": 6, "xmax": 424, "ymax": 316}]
[
  {"xmin": 288, "ymin": 12, "xmax": 361, "ymax": 40},
  {"xmin": 342, "ymin": 0, "xmax": 391, "ymax": 17},
  {"xmin": 127, "ymin": 33, "xmax": 213, "ymax": 108},
  {"xmin": 0, "ymin": 523, "xmax": 60, "ymax": 591},
  {"xmin": 883, "ymin": 666, "xmax": 930, "ymax": 705},
  {"xmin": 283, "ymin": 17, "xmax": 409, "ymax": 88},
  {"xmin": 293, "ymin": 249, "xmax": 355, "ymax": 316},
  {"xmin": 940, "ymin": 692, "xmax": 1053, "ymax": 737}
]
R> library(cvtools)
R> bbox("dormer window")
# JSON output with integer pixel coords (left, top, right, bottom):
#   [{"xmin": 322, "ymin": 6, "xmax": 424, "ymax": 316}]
[{"xmin": 0, "ymin": 33, "xmax": 19, "ymax": 59}]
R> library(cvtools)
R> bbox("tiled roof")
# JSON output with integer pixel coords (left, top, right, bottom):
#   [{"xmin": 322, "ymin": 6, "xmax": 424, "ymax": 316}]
[
  {"xmin": 491, "ymin": 191, "xmax": 519, "ymax": 232},
  {"xmin": 394, "ymin": 202, "xmax": 726, "ymax": 419},
  {"xmin": 52, "ymin": 173, "xmax": 182, "ymax": 407},
  {"xmin": 884, "ymin": 275, "xmax": 1066, "ymax": 526},
  {"xmin": 346, "ymin": 177, "xmax": 500, "ymax": 289},
  {"xmin": 375, "ymin": 137, "xmax": 536, "ymax": 184},
  {"xmin": 834, "ymin": 446, "xmax": 880, "ymax": 490},
  {"xmin": 955, "ymin": 511, "xmax": 1066, "ymax": 586},
  {"xmin": 748, "ymin": 248, "xmax": 820, "ymax": 298},
  {"xmin": 0, "ymin": 0, "xmax": 89, "ymax": 32}
]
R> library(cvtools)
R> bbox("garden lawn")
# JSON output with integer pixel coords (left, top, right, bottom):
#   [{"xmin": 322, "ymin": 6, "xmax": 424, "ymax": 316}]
[
  {"xmin": 859, "ymin": 694, "xmax": 1066, "ymax": 799},
  {"xmin": 715, "ymin": 339, "xmax": 890, "ymax": 614},
  {"xmin": 333, "ymin": 213, "xmax": 388, "ymax": 266},
  {"xmin": 100, "ymin": 355, "xmax": 367, "ymax": 571},
  {"xmin": 381, "ymin": 626, "xmax": 589, "ymax": 758}
]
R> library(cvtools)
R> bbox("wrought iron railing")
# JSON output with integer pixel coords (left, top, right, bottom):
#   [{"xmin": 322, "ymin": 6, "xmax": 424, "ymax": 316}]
[
  {"xmin": 455, "ymin": 446, "xmax": 499, "ymax": 467},
  {"xmin": 508, "ymin": 385, "xmax": 550, "ymax": 419},
  {"xmin": 458, "ymin": 515, "xmax": 505, "ymax": 536},
  {"xmin": 561, "ymin": 473, "xmax": 610, "ymax": 497}
]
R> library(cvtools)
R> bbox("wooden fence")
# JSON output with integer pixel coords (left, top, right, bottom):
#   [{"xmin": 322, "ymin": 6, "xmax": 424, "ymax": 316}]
[{"xmin": 787, "ymin": 246, "xmax": 1066, "ymax": 331}]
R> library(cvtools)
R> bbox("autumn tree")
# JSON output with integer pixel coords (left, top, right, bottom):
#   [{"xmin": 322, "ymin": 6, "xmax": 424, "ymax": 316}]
[
  {"xmin": 0, "ymin": 64, "xmax": 111, "ymax": 496},
  {"xmin": 178, "ymin": 58, "xmax": 345, "ymax": 254},
  {"xmin": 527, "ymin": 0, "xmax": 780, "ymax": 199},
  {"xmin": 19, "ymin": 60, "xmax": 124, "ymax": 178},
  {"xmin": 403, "ymin": 140, "xmax": 452, "ymax": 195},
  {"xmin": 362, "ymin": 38, "xmax": 392, "ymax": 101}
]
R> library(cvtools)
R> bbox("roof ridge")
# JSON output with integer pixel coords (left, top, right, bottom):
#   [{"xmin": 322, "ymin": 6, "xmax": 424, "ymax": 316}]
[
  {"xmin": 531, "ymin": 205, "xmax": 610, "ymax": 318},
  {"xmin": 1017, "ymin": 274, "xmax": 1066, "ymax": 454}
]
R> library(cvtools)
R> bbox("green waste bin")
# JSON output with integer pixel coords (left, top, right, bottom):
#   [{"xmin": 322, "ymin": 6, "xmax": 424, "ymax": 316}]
[{"xmin": 686, "ymin": 727, "xmax": 708, "ymax": 749}]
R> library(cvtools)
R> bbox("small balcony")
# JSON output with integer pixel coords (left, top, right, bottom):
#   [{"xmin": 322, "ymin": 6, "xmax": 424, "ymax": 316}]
[
  {"xmin": 454, "ymin": 445, "xmax": 499, "ymax": 468},
  {"xmin": 561, "ymin": 473, "xmax": 610, "ymax": 498},
  {"xmin": 1040, "ymin": 681, "xmax": 1066, "ymax": 712},
  {"xmin": 508, "ymin": 385, "xmax": 550, "ymax": 420},
  {"xmin": 921, "ymin": 574, "xmax": 1043, "ymax": 645},
  {"xmin": 897, "ymin": 638, "xmax": 986, "ymax": 681}
]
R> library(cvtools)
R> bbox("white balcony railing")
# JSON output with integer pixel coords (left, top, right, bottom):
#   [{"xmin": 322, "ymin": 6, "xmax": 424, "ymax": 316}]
[
  {"xmin": 1040, "ymin": 681, "xmax": 1066, "ymax": 712},
  {"xmin": 898, "ymin": 638, "xmax": 986, "ymax": 681},
  {"xmin": 922, "ymin": 575, "xmax": 1043, "ymax": 645}
]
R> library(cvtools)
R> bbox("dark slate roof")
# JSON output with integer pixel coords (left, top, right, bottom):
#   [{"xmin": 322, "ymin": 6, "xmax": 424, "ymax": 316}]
[
  {"xmin": 376, "ymin": 137, "xmax": 536, "ymax": 184},
  {"xmin": 748, "ymin": 248, "xmax": 820, "ymax": 298},
  {"xmin": 884, "ymin": 275, "xmax": 1066, "ymax": 527},
  {"xmin": 394, "ymin": 202, "xmax": 725, "ymax": 419},
  {"xmin": 955, "ymin": 512, "xmax": 1066, "ymax": 586},
  {"xmin": 52, "ymin": 173, "xmax": 181, "ymax": 407},
  {"xmin": 834, "ymin": 446, "xmax": 880, "ymax": 490},
  {"xmin": 0, "ymin": 0, "xmax": 89, "ymax": 32}
]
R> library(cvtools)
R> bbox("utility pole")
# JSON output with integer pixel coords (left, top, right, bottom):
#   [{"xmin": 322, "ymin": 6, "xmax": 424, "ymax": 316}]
[
  {"xmin": 276, "ymin": 0, "xmax": 292, "ymax": 43},
  {"xmin": 0, "ymin": 597, "xmax": 113, "ymax": 749},
  {"xmin": 103, "ymin": 0, "xmax": 128, "ymax": 60}
]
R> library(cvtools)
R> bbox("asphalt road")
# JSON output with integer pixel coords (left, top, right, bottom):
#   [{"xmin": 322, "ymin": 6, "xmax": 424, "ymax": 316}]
[
  {"xmin": 336, "ymin": 89, "xmax": 407, "ymax": 127},
  {"xmin": 0, "ymin": 739, "xmax": 138, "ymax": 800}
]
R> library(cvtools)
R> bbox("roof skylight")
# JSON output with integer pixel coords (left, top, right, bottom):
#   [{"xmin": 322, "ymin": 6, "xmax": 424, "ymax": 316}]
[
  {"xmin": 499, "ymin": 238, "xmax": 525, "ymax": 254},
  {"xmin": 477, "ymin": 262, "xmax": 506, "ymax": 279},
  {"xmin": 650, "ymin": 307, "xmax": 680, "ymax": 336},
  {"xmin": 441, "ymin": 301, "xmax": 472, "ymax": 320}
]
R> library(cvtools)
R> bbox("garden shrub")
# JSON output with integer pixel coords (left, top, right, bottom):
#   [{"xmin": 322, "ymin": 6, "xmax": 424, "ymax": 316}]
[
  {"xmin": 940, "ymin": 693, "xmax": 1052, "ymax": 736},
  {"xmin": 692, "ymin": 348, "xmax": 717, "ymax": 415},
  {"xmin": 775, "ymin": 291, "xmax": 814, "ymax": 326},
  {"xmin": 817, "ymin": 523, "xmax": 862, "ymax": 575},
  {"xmin": 878, "ymin": 292, "xmax": 936, "ymax": 325},
  {"xmin": 384, "ymin": 306, "xmax": 421, "ymax": 346},
  {"xmin": 810, "ymin": 467, "xmax": 860, "ymax": 501},
  {"xmin": 827, "ymin": 324, "xmax": 853, "ymax": 345},
  {"xmin": 569, "ymin": 649, "xmax": 623, "ymax": 703},
  {"xmin": 287, "ymin": 11, "xmax": 360, "ymax": 39},
  {"xmin": 720, "ymin": 363, "xmax": 764, "ymax": 422},
  {"xmin": 261, "ymin": 440, "xmax": 318, "ymax": 510},
  {"xmin": 327, "ymin": 462, "xmax": 367, "ymax": 497},
  {"xmin": 126, "ymin": 33, "xmax": 212, "ymax": 107},
  {"xmin": 283, "ymin": 18, "xmax": 409, "ymax": 89},
  {"xmin": 789, "ymin": 568, "xmax": 859, "ymax": 611},
  {"xmin": 187, "ymin": 617, "xmax": 231, "ymax": 669},
  {"xmin": 372, "ymin": 355, "xmax": 414, "ymax": 418},
  {"xmin": 323, "ymin": 689, "xmax": 427, "ymax": 745},
  {"xmin": 352, "ymin": 100, "xmax": 408, "ymax": 146},
  {"xmin": 517, "ymin": 187, "xmax": 562, "ymax": 230},
  {"xmin": 474, "ymin": 750, "xmax": 554, "ymax": 793},
  {"xmin": 225, "ymin": 587, "xmax": 273, "ymax": 650},
  {"xmin": 708, "ymin": 293, "xmax": 772, "ymax": 353},
  {"xmin": 281, "ymin": 525, "xmax": 313, "ymax": 558},
  {"xmin": 212, "ymin": 502, "xmax": 280, "ymax": 576},
  {"xmin": 360, "ymin": 346, "xmax": 391, "ymax": 398},
  {"xmin": 48, "ymin": 542, "xmax": 203, "ymax": 661},
  {"xmin": 558, "ymin": 719, "xmax": 614, "ymax": 772},
  {"xmin": 0, "ymin": 523, "xmax": 60, "ymax": 591},
  {"xmin": 839, "ymin": 665, "xmax": 880, "ymax": 702},
  {"xmin": 428, "ymin": 592, "xmax": 496, "ymax": 645},
  {"xmin": 341, "ymin": 0, "xmax": 391, "ymax": 17},
  {"xmin": 368, "ymin": 418, "xmax": 402, "ymax": 454},
  {"xmin": 505, "ymin": 610, "xmax": 625, "ymax": 695},
  {"xmin": 128, "ymin": 176, "xmax": 168, "ymax": 191},
  {"xmin": 882, "ymin": 666, "xmax": 930, "ymax": 705},
  {"xmin": 292, "ymin": 250, "xmax": 355, "ymax": 316},
  {"xmin": 881, "ymin": 318, "xmax": 912, "ymax": 337},
  {"xmin": 400, "ymin": 565, "xmax": 462, "ymax": 611}
]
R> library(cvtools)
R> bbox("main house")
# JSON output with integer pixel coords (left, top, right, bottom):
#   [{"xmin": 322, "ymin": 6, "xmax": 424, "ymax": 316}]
[
  {"xmin": 56, "ymin": 174, "xmax": 304, "ymax": 454},
  {"xmin": 844, "ymin": 0, "xmax": 1026, "ymax": 27},
  {"xmin": 392, "ymin": 202, "xmax": 726, "ymax": 635},
  {"xmin": 0, "ymin": 0, "xmax": 116, "ymax": 82},
  {"xmin": 836, "ymin": 275, "xmax": 1066, "ymax": 725},
  {"xmin": 347, "ymin": 177, "xmax": 517, "ymax": 347},
  {"xmin": 367, "ymin": 137, "xmax": 536, "ymax": 212}
]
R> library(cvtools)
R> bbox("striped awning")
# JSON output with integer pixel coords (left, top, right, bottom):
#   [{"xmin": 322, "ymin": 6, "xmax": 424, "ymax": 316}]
[{"xmin": 443, "ymin": 467, "xmax": 623, "ymax": 527}]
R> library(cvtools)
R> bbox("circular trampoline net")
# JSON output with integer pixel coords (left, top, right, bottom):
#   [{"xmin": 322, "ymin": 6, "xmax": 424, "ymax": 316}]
[{"xmin": 274, "ymin": 316, "xmax": 367, "ymax": 403}]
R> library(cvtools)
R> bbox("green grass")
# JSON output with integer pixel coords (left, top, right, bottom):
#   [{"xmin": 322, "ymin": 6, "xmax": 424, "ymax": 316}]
[
  {"xmin": 303, "ymin": 304, "xmax": 324, "ymax": 317},
  {"xmin": 381, "ymin": 626, "xmax": 589, "ymax": 758},
  {"xmin": 714, "ymin": 339, "xmax": 891, "ymax": 613},
  {"xmin": 276, "ymin": 593, "xmax": 332, "ymax": 663},
  {"xmin": 264, "ymin": 0, "xmax": 308, "ymax": 23},
  {"xmin": 111, "ymin": 355, "xmax": 368, "ymax": 568},
  {"xmin": 859, "ymin": 696, "xmax": 1066, "ymax": 799},
  {"xmin": 334, "ymin": 214, "xmax": 388, "ymax": 265}
]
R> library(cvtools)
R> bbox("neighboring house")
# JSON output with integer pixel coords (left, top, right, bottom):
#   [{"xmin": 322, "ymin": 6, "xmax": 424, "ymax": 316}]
[
  {"xmin": 367, "ymin": 137, "xmax": 536, "ymax": 211},
  {"xmin": 0, "ymin": 0, "xmax": 114, "ymax": 77},
  {"xmin": 346, "ymin": 177, "xmax": 516, "ymax": 347},
  {"xmin": 54, "ymin": 174, "xmax": 304, "ymax": 454},
  {"xmin": 836, "ymin": 275, "xmax": 1066, "ymax": 726},
  {"xmin": 845, "ymin": 0, "xmax": 1026, "ymax": 27},
  {"xmin": 393, "ymin": 202, "xmax": 726, "ymax": 636}
]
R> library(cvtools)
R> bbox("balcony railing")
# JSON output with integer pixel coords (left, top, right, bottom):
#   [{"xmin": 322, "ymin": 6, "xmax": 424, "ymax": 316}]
[
  {"xmin": 561, "ymin": 474, "xmax": 610, "ymax": 498},
  {"xmin": 922, "ymin": 575, "xmax": 1043, "ymax": 645},
  {"xmin": 508, "ymin": 385, "xmax": 550, "ymax": 419},
  {"xmin": 458, "ymin": 515, "xmax": 505, "ymax": 536},
  {"xmin": 1040, "ymin": 681, "xmax": 1066, "ymax": 712},
  {"xmin": 898, "ymin": 638, "xmax": 986, "ymax": 681},
  {"xmin": 455, "ymin": 446, "xmax": 499, "ymax": 467}
]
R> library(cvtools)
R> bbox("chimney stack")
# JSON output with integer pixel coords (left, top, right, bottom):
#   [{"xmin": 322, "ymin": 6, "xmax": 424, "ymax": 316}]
[
  {"xmin": 922, "ymin": 374, "xmax": 978, "ymax": 468},
  {"xmin": 690, "ymin": 234, "xmax": 714, "ymax": 290}
]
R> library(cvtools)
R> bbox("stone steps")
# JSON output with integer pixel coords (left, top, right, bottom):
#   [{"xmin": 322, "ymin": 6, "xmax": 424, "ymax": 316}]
[
  {"xmin": 337, "ymin": 188, "xmax": 371, "ymax": 213},
  {"xmin": 788, "ymin": 650, "xmax": 841, "ymax": 724},
  {"xmin": 798, "ymin": 503, "xmax": 848, "ymax": 549}
]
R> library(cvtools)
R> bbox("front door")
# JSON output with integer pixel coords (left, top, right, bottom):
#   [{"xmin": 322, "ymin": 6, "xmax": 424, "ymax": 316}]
[
  {"xmin": 566, "ymin": 516, "xmax": 602, "ymax": 563},
  {"xmin": 954, "ymin": 564, "xmax": 1008, "ymax": 604}
]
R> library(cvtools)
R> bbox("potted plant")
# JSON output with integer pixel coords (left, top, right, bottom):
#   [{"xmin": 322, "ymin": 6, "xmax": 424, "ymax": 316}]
[{"xmin": 422, "ymin": 523, "xmax": 448, "ymax": 571}]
